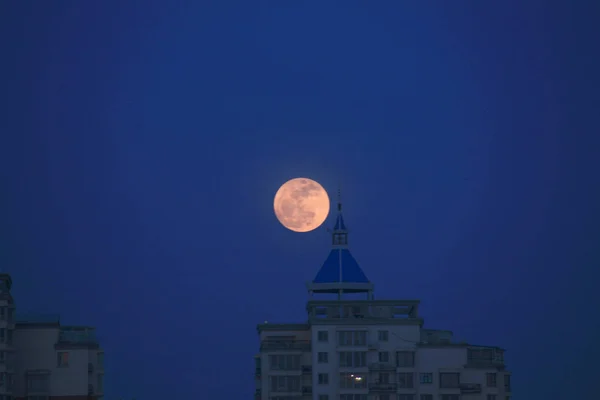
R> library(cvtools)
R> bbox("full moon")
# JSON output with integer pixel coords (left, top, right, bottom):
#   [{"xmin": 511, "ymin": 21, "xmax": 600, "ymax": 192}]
[{"xmin": 274, "ymin": 178, "xmax": 330, "ymax": 232}]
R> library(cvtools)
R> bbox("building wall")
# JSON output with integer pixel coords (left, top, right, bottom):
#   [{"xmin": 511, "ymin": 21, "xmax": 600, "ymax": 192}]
[
  {"xmin": 13, "ymin": 326, "xmax": 99, "ymax": 398},
  {"xmin": 258, "ymin": 327, "xmax": 312, "ymax": 400},
  {"xmin": 259, "ymin": 323, "xmax": 510, "ymax": 400},
  {"xmin": 0, "ymin": 295, "xmax": 16, "ymax": 399},
  {"xmin": 311, "ymin": 323, "xmax": 421, "ymax": 399}
]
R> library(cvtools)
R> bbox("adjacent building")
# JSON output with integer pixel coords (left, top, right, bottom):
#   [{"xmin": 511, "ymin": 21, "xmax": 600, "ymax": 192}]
[
  {"xmin": 255, "ymin": 201, "xmax": 512, "ymax": 400},
  {"xmin": 0, "ymin": 273, "xmax": 104, "ymax": 400},
  {"xmin": 0, "ymin": 274, "xmax": 16, "ymax": 400}
]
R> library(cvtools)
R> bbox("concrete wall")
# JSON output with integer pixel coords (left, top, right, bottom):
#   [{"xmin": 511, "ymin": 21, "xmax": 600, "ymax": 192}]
[{"xmin": 13, "ymin": 326, "xmax": 94, "ymax": 397}]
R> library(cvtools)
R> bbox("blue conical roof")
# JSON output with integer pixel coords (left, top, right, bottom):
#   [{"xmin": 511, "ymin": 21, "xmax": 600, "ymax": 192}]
[{"xmin": 313, "ymin": 249, "xmax": 369, "ymax": 283}]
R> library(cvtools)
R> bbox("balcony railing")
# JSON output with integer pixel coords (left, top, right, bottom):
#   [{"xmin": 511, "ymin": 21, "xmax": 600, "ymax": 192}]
[
  {"xmin": 301, "ymin": 365, "xmax": 312, "ymax": 374},
  {"xmin": 460, "ymin": 383, "xmax": 482, "ymax": 393},
  {"xmin": 301, "ymin": 386, "xmax": 312, "ymax": 394},
  {"xmin": 466, "ymin": 358, "xmax": 505, "ymax": 369},
  {"xmin": 88, "ymin": 363, "xmax": 94, "ymax": 373},
  {"xmin": 260, "ymin": 340, "xmax": 311, "ymax": 352},
  {"xmin": 369, "ymin": 383, "xmax": 397, "ymax": 391},
  {"xmin": 368, "ymin": 362, "xmax": 396, "ymax": 371}
]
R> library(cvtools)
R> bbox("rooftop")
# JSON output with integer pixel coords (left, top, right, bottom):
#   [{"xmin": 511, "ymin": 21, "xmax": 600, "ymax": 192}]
[{"xmin": 309, "ymin": 199, "xmax": 372, "ymax": 294}]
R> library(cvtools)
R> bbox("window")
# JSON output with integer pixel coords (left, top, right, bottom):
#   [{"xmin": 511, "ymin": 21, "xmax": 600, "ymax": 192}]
[
  {"xmin": 269, "ymin": 355, "xmax": 301, "ymax": 370},
  {"xmin": 378, "ymin": 330, "xmax": 389, "ymax": 341},
  {"xmin": 317, "ymin": 352, "xmax": 328, "ymax": 363},
  {"xmin": 0, "ymin": 308, "xmax": 4, "ymax": 320},
  {"xmin": 337, "ymin": 330, "xmax": 367, "ymax": 346},
  {"xmin": 420, "ymin": 395, "xmax": 433, "ymax": 400},
  {"xmin": 487, "ymin": 395, "xmax": 497, "ymax": 400},
  {"xmin": 269, "ymin": 376, "xmax": 301, "ymax": 392},
  {"xmin": 334, "ymin": 233, "xmax": 347, "ymax": 245},
  {"xmin": 504, "ymin": 374, "xmax": 511, "ymax": 390},
  {"xmin": 57, "ymin": 352, "xmax": 69, "ymax": 367},
  {"xmin": 397, "ymin": 372, "xmax": 414, "ymax": 388},
  {"xmin": 398, "ymin": 395, "xmax": 415, "ymax": 400},
  {"xmin": 340, "ymin": 372, "xmax": 367, "ymax": 389},
  {"xmin": 318, "ymin": 373, "xmax": 329, "ymax": 385},
  {"xmin": 441, "ymin": 396, "xmax": 460, "ymax": 400},
  {"xmin": 317, "ymin": 331, "xmax": 328, "ymax": 342},
  {"xmin": 0, "ymin": 329, "xmax": 4, "ymax": 342},
  {"xmin": 378, "ymin": 351, "xmax": 389, "ymax": 363},
  {"xmin": 97, "ymin": 374, "xmax": 104, "ymax": 393},
  {"xmin": 339, "ymin": 351, "xmax": 367, "ymax": 367},
  {"xmin": 486, "ymin": 372, "xmax": 497, "ymax": 387},
  {"xmin": 27, "ymin": 375, "xmax": 49, "ymax": 392},
  {"xmin": 396, "ymin": 351, "xmax": 415, "ymax": 367},
  {"xmin": 379, "ymin": 372, "xmax": 390, "ymax": 383},
  {"xmin": 439, "ymin": 373, "xmax": 459, "ymax": 388},
  {"xmin": 319, "ymin": 396, "xmax": 329, "ymax": 400},
  {"xmin": 420, "ymin": 373, "xmax": 433, "ymax": 384}
]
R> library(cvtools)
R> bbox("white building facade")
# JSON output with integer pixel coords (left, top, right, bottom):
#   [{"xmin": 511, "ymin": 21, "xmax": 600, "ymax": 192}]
[
  {"xmin": 255, "ymin": 202, "xmax": 511, "ymax": 400},
  {"xmin": 0, "ymin": 273, "xmax": 104, "ymax": 400}
]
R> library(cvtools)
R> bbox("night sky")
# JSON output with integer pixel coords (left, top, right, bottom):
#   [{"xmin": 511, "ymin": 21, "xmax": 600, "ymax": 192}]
[{"xmin": 1, "ymin": 1, "xmax": 599, "ymax": 399}]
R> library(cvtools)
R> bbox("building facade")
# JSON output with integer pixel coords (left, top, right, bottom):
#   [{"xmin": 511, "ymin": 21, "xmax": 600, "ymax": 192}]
[
  {"xmin": 0, "ymin": 273, "xmax": 104, "ymax": 400},
  {"xmin": 255, "ymin": 202, "xmax": 512, "ymax": 400}
]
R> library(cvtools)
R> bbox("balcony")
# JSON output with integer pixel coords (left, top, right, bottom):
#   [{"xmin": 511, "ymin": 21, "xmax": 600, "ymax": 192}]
[
  {"xmin": 260, "ymin": 340, "xmax": 311, "ymax": 352},
  {"xmin": 302, "ymin": 386, "xmax": 312, "ymax": 394},
  {"xmin": 368, "ymin": 362, "xmax": 396, "ymax": 371},
  {"xmin": 88, "ymin": 384, "xmax": 94, "ymax": 395},
  {"xmin": 466, "ymin": 348, "xmax": 505, "ymax": 369},
  {"xmin": 301, "ymin": 365, "xmax": 312, "ymax": 374},
  {"xmin": 307, "ymin": 300, "xmax": 422, "ymax": 323},
  {"xmin": 460, "ymin": 383, "xmax": 482, "ymax": 394},
  {"xmin": 88, "ymin": 363, "xmax": 94, "ymax": 374},
  {"xmin": 254, "ymin": 389, "xmax": 261, "ymax": 400},
  {"xmin": 254, "ymin": 368, "xmax": 261, "ymax": 378},
  {"xmin": 466, "ymin": 358, "xmax": 505, "ymax": 369},
  {"xmin": 369, "ymin": 383, "xmax": 397, "ymax": 391}
]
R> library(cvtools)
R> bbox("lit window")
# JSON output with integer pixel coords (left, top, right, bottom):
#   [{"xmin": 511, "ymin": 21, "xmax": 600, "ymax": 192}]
[
  {"xmin": 420, "ymin": 373, "xmax": 433, "ymax": 384},
  {"xmin": 57, "ymin": 352, "xmax": 69, "ymax": 367}
]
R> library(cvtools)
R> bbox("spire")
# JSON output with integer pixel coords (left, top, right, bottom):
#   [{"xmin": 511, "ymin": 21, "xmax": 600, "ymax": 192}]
[
  {"xmin": 332, "ymin": 188, "xmax": 348, "ymax": 247},
  {"xmin": 306, "ymin": 190, "xmax": 373, "ymax": 299}
]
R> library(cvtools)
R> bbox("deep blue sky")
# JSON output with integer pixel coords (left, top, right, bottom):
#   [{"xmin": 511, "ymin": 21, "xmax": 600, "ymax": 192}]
[{"xmin": 1, "ymin": 1, "xmax": 599, "ymax": 399}]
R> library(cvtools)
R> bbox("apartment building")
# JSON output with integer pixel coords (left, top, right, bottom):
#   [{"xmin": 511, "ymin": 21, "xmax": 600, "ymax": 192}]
[
  {"xmin": 0, "ymin": 274, "xmax": 16, "ymax": 400},
  {"xmin": 255, "ymin": 202, "xmax": 512, "ymax": 400},
  {"xmin": 0, "ymin": 273, "xmax": 104, "ymax": 400}
]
